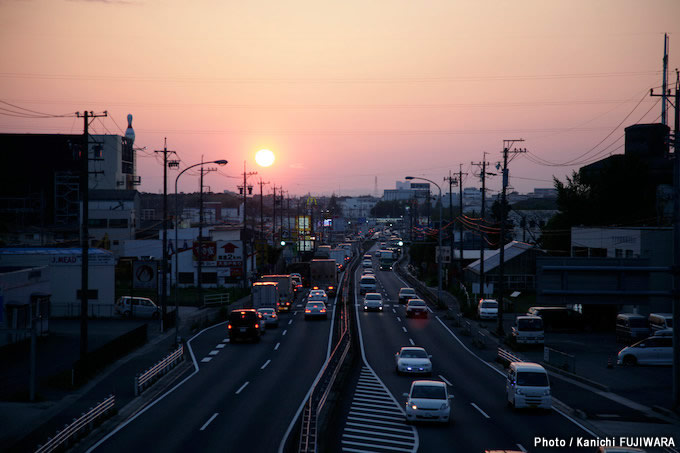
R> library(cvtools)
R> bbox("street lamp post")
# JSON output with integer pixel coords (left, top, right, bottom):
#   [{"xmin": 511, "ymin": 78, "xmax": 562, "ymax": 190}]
[
  {"xmin": 174, "ymin": 159, "xmax": 228, "ymax": 344},
  {"xmin": 406, "ymin": 176, "xmax": 443, "ymax": 308}
]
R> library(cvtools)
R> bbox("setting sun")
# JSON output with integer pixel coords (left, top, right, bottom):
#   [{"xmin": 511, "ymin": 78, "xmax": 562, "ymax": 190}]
[{"xmin": 255, "ymin": 149, "xmax": 275, "ymax": 167}]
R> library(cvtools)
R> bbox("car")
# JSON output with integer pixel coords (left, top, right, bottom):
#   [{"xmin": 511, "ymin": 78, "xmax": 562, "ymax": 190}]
[
  {"xmin": 398, "ymin": 287, "xmax": 417, "ymax": 305},
  {"xmin": 374, "ymin": 250, "xmax": 382, "ymax": 258},
  {"xmin": 256, "ymin": 311, "xmax": 267, "ymax": 335},
  {"xmin": 308, "ymin": 289, "xmax": 328, "ymax": 303},
  {"xmin": 362, "ymin": 259, "xmax": 372, "ymax": 268},
  {"xmin": 617, "ymin": 335, "xmax": 673, "ymax": 366},
  {"xmin": 405, "ymin": 299, "xmax": 428, "ymax": 318},
  {"xmin": 363, "ymin": 254, "xmax": 372, "ymax": 260},
  {"xmin": 362, "ymin": 269, "xmax": 374, "ymax": 275},
  {"xmin": 359, "ymin": 275, "xmax": 377, "ymax": 294},
  {"xmin": 363, "ymin": 292, "xmax": 384, "ymax": 311},
  {"xmin": 403, "ymin": 380, "xmax": 453, "ymax": 423},
  {"xmin": 304, "ymin": 301, "xmax": 328, "ymax": 320},
  {"xmin": 395, "ymin": 347, "xmax": 432, "ymax": 375},
  {"xmin": 228, "ymin": 309, "xmax": 262, "ymax": 342},
  {"xmin": 257, "ymin": 308, "xmax": 279, "ymax": 328},
  {"xmin": 114, "ymin": 296, "xmax": 160, "ymax": 319},
  {"xmin": 505, "ymin": 362, "xmax": 551, "ymax": 409},
  {"xmin": 478, "ymin": 299, "xmax": 499, "ymax": 320}
]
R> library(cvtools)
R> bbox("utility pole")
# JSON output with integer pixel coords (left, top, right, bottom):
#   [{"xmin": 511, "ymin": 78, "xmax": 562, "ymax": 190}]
[
  {"xmin": 76, "ymin": 110, "xmax": 107, "ymax": 363},
  {"xmin": 497, "ymin": 139, "xmax": 526, "ymax": 337},
  {"xmin": 653, "ymin": 68, "xmax": 679, "ymax": 409},
  {"xmin": 272, "ymin": 186, "xmax": 277, "ymax": 247},
  {"xmin": 458, "ymin": 164, "xmax": 467, "ymax": 275},
  {"xmin": 155, "ymin": 138, "xmax": 176, "ymax": 330},
  {"xmin": 197, "ymin": 159, "xmax": 206, "ymax": 305},
  {"xmin": 471, "ymin": 154, "xmax": 493, "ymax": 297},
  {"xmin": 239, "ymin": 162, "xmax": 257, "ymax": 287},
  {"xmin": 257, "ymin": 179, "xmax": 270, "ymax": 242}
]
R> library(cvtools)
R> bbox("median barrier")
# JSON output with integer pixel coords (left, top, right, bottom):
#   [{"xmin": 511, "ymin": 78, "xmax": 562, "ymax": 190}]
[{"xmin": 134, "ymin": 344, "xmax": 184, "ymax": 396}]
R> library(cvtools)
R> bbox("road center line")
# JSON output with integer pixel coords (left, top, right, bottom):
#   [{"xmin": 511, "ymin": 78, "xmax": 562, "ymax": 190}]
[
  {"xmin": 401, "ymin": 326, "xmax": 407, "ymax": 333},
  {"xmin": 396, "ymin": 316, "xmax": 401, "ymax": 322},
  {"xmin": 261, "ymin": 359, "xmax": 271, "ymax": 370},
  {"xmin": 471, "ymin": 402, "xmax": 490, "ymax": 419},
  {"xmin": 199, "ymin": 412, "xmax": 219, "ymax": 431},
  {"xmin": 235, "ymin": 381, "xmax": 249, "ymax": 395},
  {"xmin": 517, "ymin": 444, "xmax": 527, "ymax": 452},
  {"xmin": 274, "ymin": 342, "xmax": 280, "ymax": 350},
  {"xmin": 392, "ymin": 308, "xmax": 396, "ymax": 313},
  {"xmin": 282, "ymin": 329, "xmax": 288, "ymax": 336},
  {"xmin": 288, "ymin": 319, "xmax": 293, "ymax": 325},
  {"xmin": 438, "ymin": 375, "xmax": 452, "ymax": 386},
  {"xmin": 408, "ymin": 338, "xmax": 415, "ymax": 346}
]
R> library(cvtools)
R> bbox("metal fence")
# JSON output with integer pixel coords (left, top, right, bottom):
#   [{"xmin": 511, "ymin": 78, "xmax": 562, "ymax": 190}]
[
  {"xmin": 543, "ymin": 346, "xmax": 576, "ymax": 373},
  {"xmin": 134, "ymin": 345, "xmax": 184, "ymax": 396},
  {"xmin": 497, "ymin": 347, "xmax": 521, "ymax": 366},
  {"xmin": 35, "ymin": 394, "xmax": 115, "ymax": 453},
  {"xmin": 203, "ymin": 292, "xmax": 230, "ymax": 306}
]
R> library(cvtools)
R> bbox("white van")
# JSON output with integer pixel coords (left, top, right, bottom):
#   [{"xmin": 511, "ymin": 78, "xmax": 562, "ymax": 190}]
[
  {"xmin": 511, "ymin": 315, "xmax": 544, "ymax": 345},
  {"xmin": 648, "ymin": 313, "xmax": 673, "ymax": 333},
  {"xmin": 359, "ymin": 275, "xmax": 377, "ymax": 294},
  {"xmin": 505, "ymin": 362, "xmax": 551, "ymax": 409},
  {"xmin": 115, "ymin": 296, "xmax": 160, "ymax": 319}
]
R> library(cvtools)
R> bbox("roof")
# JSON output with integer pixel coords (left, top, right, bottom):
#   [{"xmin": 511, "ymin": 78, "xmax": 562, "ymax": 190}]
[
  {"xmin": 465, "ymin": 241, "xmax": 535, "ymax": 274},
  {"xmin": 89, "ymin": 189, "xmax": 139, "ymax": 201},
  {"xmin": 510, "ymin": 362, "xmax": 546, "ymax": 372},
  {"xmin": 0, "ymin": 247, "xmax": 113, "ymax": 257}
]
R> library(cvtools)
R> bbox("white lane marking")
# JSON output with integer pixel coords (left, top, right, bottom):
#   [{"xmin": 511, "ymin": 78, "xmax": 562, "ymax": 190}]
[
  {"xmin": 396, "ymin": 316, "xmax": 401, "ymax": 322},
  {"xmin": 341, "ymin": 440, "xmax": 413, "ymax": 452},
  {"xmin": 408, "ymin": 338, "xmax": 415, "ymax": 346},
  {"xmin": 293, "ymin": 311, "xmax": 298, "ymax": 316},
  {"xmin": 471, "ymin": 402, "xmax": 490, "ymax": 419},
  {"xmin": 438, "ymin": 375, "xmax": 452, "ymax": 386},
  {"xmin": 216, "ymin": 344, "xmax": 225, "ymax": 349},
  {"xmin": 346, "ymin": 421, "xmax": 413, "ymax": 434},
  {"xmin": 282, "ymin": 329, "xmax": 287, "ymax": 336},
  {"xmin": 235, "ymin": 381, "xmax": 249, "ymax": 395},
  {"xmin": 351, "ymin": 402, "xmax": 404, "ymax": 414},
  {"xmin": 347, "ymin": 415, "xmax": 406, "ymax": 426},
  {"xmin": 274, "ymin": 342, "xmax": 280, "ymax": 350},
  {"xmin": 201, "ymin": 357, "xmax": 212, "ymax": 363},
  {"xmin": 392, "ymin": 308, "xmax": 396, "ymax": 313},
  {"xmin": 353, "ymin": 395, "xmax": 398, "ymax": 404},
  {"xmin": 199, "ymin": 412, "xmax": 219, "ymax": 431},
  {"xmin": 296, "ymin": 304, "xmax": 303, "ymax": 308},
  {"xmin": 288, "ymin": 319, "xmax": 293, "ymax": 325},
  {"xmin": 517, "ymin": 444, "xmax": 527, "ymax": 452},
  {"xmin": 261, "ymin": 359, "xmax": 271, "ymax": 370},
  {"xmin": 401, "ymin": 326, "xmax": 407, "ymax": 333},
  {"xmin": 345, "ymin": 428, "xmax": 415, "ymax": 441},
  {"xmin": 209, "ymin": 350, "xmax": 219, "ymax": 356},
  {"xmin": 348, "ymin": 410, "xmax": 405, "ymax": 422},
  {"xmin": 427, "ymin": 307, "xmax": 433, "ymax": 313},
  {"xmin": 222, "ymin": 338, "xmax": 229, "ymax": 343}
]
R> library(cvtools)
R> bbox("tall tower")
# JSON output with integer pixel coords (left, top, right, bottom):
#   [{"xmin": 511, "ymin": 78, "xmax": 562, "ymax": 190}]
[{"xmin": 374, "ymin": 176, "xmax": 378, "ymax": 197}]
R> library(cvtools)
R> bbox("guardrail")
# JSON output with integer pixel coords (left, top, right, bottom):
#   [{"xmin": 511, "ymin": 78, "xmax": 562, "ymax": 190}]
[
  {"xmin": 35, "ymin": 394, "xmax": 115, "ymax": 453},
  {"xmin": 543, "ymin": 346, "xmax": 576, "ymax": 373},
  {"xmin": 204, "ymin": 292, "xmax": 230, "ymax": 306},
  {"xmin": 497, "ymin": 347, "xmax": 521, "ymax": 366},
  {"xmin": 134, "ymin": 345, "xmax": 184, "ymax": 396},
  {"xmin": 298, "ymin": 254, "xmax": 356, "ymax": 453}
]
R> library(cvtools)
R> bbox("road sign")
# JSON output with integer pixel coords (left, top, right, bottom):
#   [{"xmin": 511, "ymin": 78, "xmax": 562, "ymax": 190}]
[{"xmin": 435, "ymin": 246, "xmax": 451, "ymax": 263}]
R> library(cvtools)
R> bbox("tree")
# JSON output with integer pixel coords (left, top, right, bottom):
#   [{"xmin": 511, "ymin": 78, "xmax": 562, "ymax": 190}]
[
  {"xmin": 370, "ymin": 200, "xmax": 407, "ymax": 217},
  {"xmin": 327, "ymin": 193, "xmax": 343, "ymax": 217}
]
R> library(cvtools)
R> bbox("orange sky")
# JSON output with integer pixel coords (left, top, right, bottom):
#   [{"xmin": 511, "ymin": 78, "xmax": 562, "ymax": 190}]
[{"xmin": 1, "ymin": 0, "xmax": 679, "ymax": 197}]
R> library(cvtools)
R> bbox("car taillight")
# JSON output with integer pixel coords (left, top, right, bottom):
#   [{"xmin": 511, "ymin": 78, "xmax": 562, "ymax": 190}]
[
  {"xmin": 227, "ymin": 324, "xmax": 232, "ymax": 329},
  {"xmin": 255, "ymin": 324, "xmax": 259, "ymax": 329},
  {"xmin": 272, "ymin": 314, "xmax": 277, "ymax": 318},
  {"xmin": 305, "ymin": 309, "xmax": 311, "ymax": 313},
  {"xmin": 329, "ymin": 286, "xmax": 334, "ymax": 290},
  {"xmin": 320, "ymin": 309, "xmax": 326, "ymax": 313}
]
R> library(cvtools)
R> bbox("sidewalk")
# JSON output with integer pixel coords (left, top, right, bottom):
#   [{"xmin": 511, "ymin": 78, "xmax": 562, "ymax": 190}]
[{"xmin": 0, "ymin": 305, "xmax": 224, "ymax": 452}]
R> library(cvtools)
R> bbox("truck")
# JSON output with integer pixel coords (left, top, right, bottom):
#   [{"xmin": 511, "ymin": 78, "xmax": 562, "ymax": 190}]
[
  {"xmin": 378, "ymin": 249, "xmax": 394, "ymax": 270},
  {"xmin": 315, "ymin": 245, "xmax": 332, "ymax": 258},
  {"xmin": 259, "ymin": 274, "xmax": 294, "ymax": 311},
  {"xmin": 329, "ymin": 248, "xmax": 349, "ymax": 272},
  {"xmin": 310, "ymin": 259, "xmax": 338, "ymax": 296},
  {"xmin": 251, "ymin": 281, "xmax": 280, "ymax": 311}
]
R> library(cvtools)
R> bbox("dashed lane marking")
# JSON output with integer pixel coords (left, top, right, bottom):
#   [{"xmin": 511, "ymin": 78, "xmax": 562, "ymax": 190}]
[
  {"xmin": 274, "ymin": 342, "xmax": 280, "ymax": 350},
  {"xmin": 200, "ymin": 357, "xmax": 212, "ymax": 363},
  {"xmin": 209, "ymin": 350, "xmax": 219, "ymax": 356},
  {"xmin": 409, "ymin": 338, "xmax": 415, "ymax": 346},
  {"xmin": 235, "ymin": 381, "xmax": 249, "ymax": 395},
  {"xmin": 261, "ymin": 359, "xmax": 271, "ymax": 370},
  {"xmin": 199, "ymin": 412, "xmax": 218, "ymax": 431},
  {"xmin": 216, "ymin": 344, "xmax": 225, "ymax": 349},
  {"xmin": 438, "ymin": 375, "xmax": 452, "ymax": 386},
  {"xmin": 517, "ymin": 444, "xmax": 527, "ymax": 452},
  {"xmin": 471, "ymin": 402, "xmax": 491, "ymax": 419},
  {"xmin": 282, "ymin": 329, "xmax": 288, "ymax": 336},
  {"xmin": 401, "ymin": 326, "xmax": 407, "ymax": 333}
]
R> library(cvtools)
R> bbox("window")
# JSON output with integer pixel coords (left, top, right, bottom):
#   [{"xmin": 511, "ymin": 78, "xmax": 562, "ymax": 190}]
[
  {"xmin": 88, "ymin": 218, "xmax": 107, "ymax": 228},
  {"xmin": 201, "ymin": 272, "xmax": 218, "ymax": 284},
  {"xmin": 142, "ymin": 209, "xmax": 156, "ymax": 220},
  {"xmin": 625, "ymin": 249, "xmax": 634, "ymax": 258},
  {"xmin": 615, "ymin": 249, "xmax": 623, "ymax": 258},
  {"xmin": 178, "ymin": 272, "xmax": 194, "ymax": 284},
  {"xmin": 109, "ymin": 218, "xmax": 128, "ymax": 228}
]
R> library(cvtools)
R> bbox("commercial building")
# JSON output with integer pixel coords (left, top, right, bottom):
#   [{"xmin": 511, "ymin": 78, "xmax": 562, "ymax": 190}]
[{"xmin": 0, "ymin": 266, "xmax": 50, "ymax": 346}]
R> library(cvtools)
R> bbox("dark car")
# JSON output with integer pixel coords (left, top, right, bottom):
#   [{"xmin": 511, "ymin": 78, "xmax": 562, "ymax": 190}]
[{"xmin": 228, "ymin": 309, "xmax": 262, "ymax": 342}]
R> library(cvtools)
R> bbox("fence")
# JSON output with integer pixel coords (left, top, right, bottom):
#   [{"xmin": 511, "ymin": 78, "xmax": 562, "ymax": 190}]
[
  {"xmin": 497, "ymin": 347, "xmax": 521, "ymax": 366},
  {"xmin": 204, "ymin": 292, "xmax": 230, "ymax": 306},
  {"xmin": 51, "ymin": 303, "xmax": 116, "ymax": 318},
  {"xmin": 543, "ymin": 346, "xmax": 576, "ymax": 373},
  {"xmin": 134, "ymin": 344, "xmax": 184, "ymax": 396},
  {"xmin": 35, "ymin": 394, "xmax": 115, "ymax": 453}
]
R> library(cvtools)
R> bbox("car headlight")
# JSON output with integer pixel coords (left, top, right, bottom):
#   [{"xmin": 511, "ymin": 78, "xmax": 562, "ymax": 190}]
[
  {"xmin": 411, "ymin": 404, "xmax": 418, "ymax": 410},
  {"xmin": 515, "ymin": 388, "xmax": 523, "ymax": 395},
  {"xmin": 440, "ymin": 403, "xmax": 448, "ymax": 410}
]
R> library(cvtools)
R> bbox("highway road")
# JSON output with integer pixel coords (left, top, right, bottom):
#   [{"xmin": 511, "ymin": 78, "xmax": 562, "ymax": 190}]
[
  {"xmin": 339, "ymin": 245, "xmax": 604, "ymax": 453},
  {"xmin": 88, "ymin": 283, "xmax": 340, "ymax": 453}
]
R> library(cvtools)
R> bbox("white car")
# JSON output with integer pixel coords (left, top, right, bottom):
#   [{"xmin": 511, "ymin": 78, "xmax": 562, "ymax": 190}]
[
  {"xmin": 478, "ymin": 299, "xmax": 499, "ymax": 320},
  {"xmin": 617, "ymin": 335, "xmax": 673, "ymax": 366},
  {"xmin": 115, "ymin": 296, "xmax": 160, "ymax": 319},
  {"xmin": 405, "ymin": 299, "xmax": 428, "ymax": 318},
  {"xmin": 362, "ymin": 259, "xmax": 372, "ymax": 268},
  {"xmin": 403, "ymin": 380, "xmax": 453, "ymax": 424},
  {"xmin": 308, "ymin": 289, "xmax": 328, "ymax": 304},
  {"xmin": 395, "ymin": 347, "xmax": 432, "ymax": 375},
  {"xmin": 363, "ymin": 292, "xmax": 384, "ymax": 311},
  {"xmin": 359, "ymin": 275, "xmax": 377, "ymax": 294},
  {"xmin": 362, "ymin": 269, "xmax": 374, "ymax": 275}
]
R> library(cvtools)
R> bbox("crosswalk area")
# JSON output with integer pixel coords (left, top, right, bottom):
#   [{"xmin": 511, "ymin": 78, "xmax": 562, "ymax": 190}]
[{"xmin": 341, "ymin": 366, "xmax": 417, "ymax": 453}]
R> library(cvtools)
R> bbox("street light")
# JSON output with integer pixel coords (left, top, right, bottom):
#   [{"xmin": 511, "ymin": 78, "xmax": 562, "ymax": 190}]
[
  {"xmin": 174, "ymin": 159, "xmax": 228, "ymax": 344},
  {"xmin": 406, "ymin": 176, "xmax": 443, "ymax": 308}
]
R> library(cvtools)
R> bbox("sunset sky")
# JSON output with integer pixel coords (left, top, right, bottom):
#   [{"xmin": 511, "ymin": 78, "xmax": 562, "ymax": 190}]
[{"xmin": 1, "ymin": 0, "xmax": 679, "ymax": 197}]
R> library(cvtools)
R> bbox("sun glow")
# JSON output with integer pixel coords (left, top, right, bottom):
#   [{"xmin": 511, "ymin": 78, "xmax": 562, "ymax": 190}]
[{"xmin": 255, "ymin": 149, "xmax": 275, "ymax": 167}]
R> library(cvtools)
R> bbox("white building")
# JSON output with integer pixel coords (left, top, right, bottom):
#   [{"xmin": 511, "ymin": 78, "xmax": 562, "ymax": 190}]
[
  {"xmin": 0, "ymin": 248, "xmax": 115, "ymax": 317},
  {"xmin": 0, "ymin": 266, "xmax": 50, "ymax": 345},
  {"xmin": 87, "ymin": 190, "xmax": 140, "ymax": 257},
  {"xmin": 339, "ymin": 197, "xmax": 379, "ymax": 219}
]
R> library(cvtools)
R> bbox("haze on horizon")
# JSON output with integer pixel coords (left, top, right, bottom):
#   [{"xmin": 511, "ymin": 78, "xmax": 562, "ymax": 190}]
[{"xmin": 1, "ymin": 0, "xmax": 678, "ymax": 198}]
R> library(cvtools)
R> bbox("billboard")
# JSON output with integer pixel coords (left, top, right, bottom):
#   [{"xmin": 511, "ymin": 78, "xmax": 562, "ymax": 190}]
[{"xmin": 133, "ymin": 260, "xmax": 158, "ymax": 289}]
